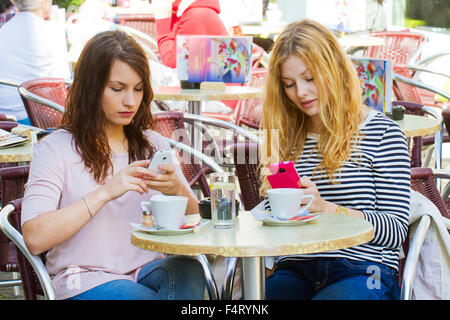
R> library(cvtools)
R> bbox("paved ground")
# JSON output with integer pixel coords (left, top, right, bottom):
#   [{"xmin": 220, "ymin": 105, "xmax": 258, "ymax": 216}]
[{"xmin": 0, "ymin": 272, "xmax": 25, "ymax": 300}]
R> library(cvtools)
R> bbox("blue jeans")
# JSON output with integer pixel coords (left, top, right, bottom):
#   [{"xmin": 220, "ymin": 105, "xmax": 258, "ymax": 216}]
[
  {"xmin": 67, "ymin": 256, "xmax": 206, "ymax": 300},
  {"xmin": 266, "ymin": 258, "xmax": 400, "ymax": 300}
]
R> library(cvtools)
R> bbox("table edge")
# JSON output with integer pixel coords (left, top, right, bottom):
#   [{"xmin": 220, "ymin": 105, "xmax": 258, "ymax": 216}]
[{"xmin": 130, "ymin": 227, "xmax": 375, "ymax": 258}]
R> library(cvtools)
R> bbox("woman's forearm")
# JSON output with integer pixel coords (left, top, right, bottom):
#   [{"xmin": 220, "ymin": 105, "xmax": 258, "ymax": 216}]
[
  {"xmin": 177, "ymin": 184, "xmax": 199, "ymax": 215},
  {"xmin": 22, "ymin": 187, "xmax": 111, "ymax": 255}
]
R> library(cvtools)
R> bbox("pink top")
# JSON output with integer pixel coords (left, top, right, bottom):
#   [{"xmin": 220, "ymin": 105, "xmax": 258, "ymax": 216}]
[{"xmin": 22, "ymin": 129, "xmax": 193, "ymax": 300}]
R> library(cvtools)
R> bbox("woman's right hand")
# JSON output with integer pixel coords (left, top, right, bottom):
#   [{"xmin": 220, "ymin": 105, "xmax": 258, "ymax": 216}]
[{"xmin": 101, "ymin": 160, "xmax": 152, "ymax": 201}]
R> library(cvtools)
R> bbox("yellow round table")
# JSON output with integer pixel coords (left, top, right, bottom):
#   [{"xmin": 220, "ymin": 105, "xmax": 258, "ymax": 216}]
[
  {"xmin": 131, "ymin": 212, "xmax": 374, "ymax": 299},
  {"xmin": 153, "ymin": 86, "xmax": 263, "ymax": 151},
  {"xmin": 0, "ymin": 143, "xmax": 33, "ymax": 163},
  {"xmin": 395, "ymin": 114, "xmax": 441, "ymax": 138},
  {"xmin": 153, "ymin": 86, "xmax": 263, "ymax": 104}
]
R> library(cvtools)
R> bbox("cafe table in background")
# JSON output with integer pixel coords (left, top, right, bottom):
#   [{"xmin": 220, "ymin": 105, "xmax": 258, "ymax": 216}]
[
  {"xmin": 131, "ymin": 211, "xmax": 374, "ymax": 300},
  {"xmin": 0, "ymin": 126, "xmax": 39, "ymax": 163},
  {"xmin": 395, "ymin": 113, "xmax": 443, "ymax": 170},
  {"xmin": 153, "ymin": 85, "xmax": 263, "ymax": 151}
]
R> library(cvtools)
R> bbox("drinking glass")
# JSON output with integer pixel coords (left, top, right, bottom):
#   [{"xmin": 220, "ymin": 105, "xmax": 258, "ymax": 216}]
[{"xmin": 210, "ymin": 172, "xmax": 236, "ymax": 229}]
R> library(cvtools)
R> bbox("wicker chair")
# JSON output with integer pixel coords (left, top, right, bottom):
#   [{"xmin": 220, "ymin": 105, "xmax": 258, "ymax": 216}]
[
  {"xmin": 0, "ymin": 198, "xmax": 54, "ymax": 300},
  {"xmin": 366, "ymin": 30, "xmax": 427, "ymax": 65},
  {"xmin": 234, "ymin": 68, "xmax": 266, "ymax": 129},
  {"xmin": 231, "ymin": 142, "xmax": 262, "ymax": 211},
  {"xmin": 202, "ymin": 68, "xmax": 267, "ymax": 125},
  {"xmin": 0, "ymin": 166, "xmax": 30, "ymax": 294},
  {"xmin": 154, "ymin": 111, "xmax": 258, "ymax": 184},
  {"xmin": 401, "ymin": 167, "xmax": 450, "ymax": 299},
  {"xmin": 19, "ymin": 78, "xmax": 66, "ymax": 129}
]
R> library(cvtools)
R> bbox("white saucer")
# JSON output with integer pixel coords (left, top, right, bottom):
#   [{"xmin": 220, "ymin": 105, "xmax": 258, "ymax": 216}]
[
  {"xmin": 130, "ymin": 221, "xmax": 209, "ymax": 235},
  {"xmin": 250, "ymin": 202, "xmax": 319, "ymax": 226}
]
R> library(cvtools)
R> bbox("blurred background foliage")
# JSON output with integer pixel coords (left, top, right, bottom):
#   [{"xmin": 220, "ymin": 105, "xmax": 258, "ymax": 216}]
[{"xmin": 54, "ymin": 0, "xmax": 86, "ymax": 10}]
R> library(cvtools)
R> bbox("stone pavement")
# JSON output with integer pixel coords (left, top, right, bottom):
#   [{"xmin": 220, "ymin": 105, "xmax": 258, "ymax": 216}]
[{"xmin": 0, "ymin": 272, "xmax": 24, "ymax": 300}]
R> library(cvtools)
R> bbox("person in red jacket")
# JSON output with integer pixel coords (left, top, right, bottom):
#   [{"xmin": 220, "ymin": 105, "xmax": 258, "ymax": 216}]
[{"xmin": 153, "ymin": 0, "xmax": 229, "ymax": 68}]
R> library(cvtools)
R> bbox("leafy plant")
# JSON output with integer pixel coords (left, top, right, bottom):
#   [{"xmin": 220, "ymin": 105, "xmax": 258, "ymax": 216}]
[{"xmin": 53, "ymin": 0, "xmax": 86, "ymax": 10}]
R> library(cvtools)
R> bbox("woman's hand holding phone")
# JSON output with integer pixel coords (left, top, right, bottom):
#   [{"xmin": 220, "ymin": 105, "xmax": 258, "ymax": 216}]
[
  {"xmin": 299, "ymin": 176, "xmax": 337, "ymax": 214},
  {"xmin": 102, "ymin": 160, "xmax": 152, "ymax": 201},
  {"xmin": 146, "ymin": 163, "xmax": 186, "ymax": 196}
]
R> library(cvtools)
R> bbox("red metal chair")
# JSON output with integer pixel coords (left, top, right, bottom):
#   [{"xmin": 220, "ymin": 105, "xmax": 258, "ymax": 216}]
[
  {"xmin": 114, "ymin": 14, "xmax": 159, "ymax": 59},
  {"xmin": 393, "ymin": 64, "xmax": 449, "ymax": 108},
  {"xmin": 401, "ymin": 167, "xmax": 450, "ymax": 299},
  {"xmin": 0, "ymin": 198, "xmax": 55, "ymax": 300},
  {"xmin": 19, "ymin": 78, "xmax": 66, "ymax": 129},
  {"xmin": 234, "ymin": 68, "xmax": 266, "ymax": 129},
  {"xmin": 115, "ymin": 14, "xmax": 157, "ymax": 39},
  {"xmin": 366, "ymin": 30, "xmax": 427, "ymax": 65},
  {"xmin": 202, "ymin": 67, "xmax": 266, "ymax": 124}
]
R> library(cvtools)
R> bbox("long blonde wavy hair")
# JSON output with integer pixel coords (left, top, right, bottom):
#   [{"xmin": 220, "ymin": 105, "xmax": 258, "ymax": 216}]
[{"xmin": 259, "ymin": 19, "xmax": 364, "ymax": 195}]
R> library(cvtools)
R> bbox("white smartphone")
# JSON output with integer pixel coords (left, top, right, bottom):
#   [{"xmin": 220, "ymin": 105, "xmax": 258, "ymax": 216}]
[{"xmin": 148, "ymin": 150, "xmax": 175, "ymax": 174}]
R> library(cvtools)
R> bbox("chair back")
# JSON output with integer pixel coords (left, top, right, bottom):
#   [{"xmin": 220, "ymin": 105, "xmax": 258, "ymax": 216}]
[
  {"xmin": 20, "ymin": 78, "xmax": 66, "ymax": 129},
  {"xmin": 115, "ymin": 14, "xmax": 157, "ymax": 38},
  {"xmin": 231, "ymin": 142, "xmax": 263, "ymax": 210},
  {"xmin": 0, "ymin": 165, "xmax": 30, "ymax": 276},
  {"xmin": 115, "ymin": 14, "xmax": 159, "ymax": 54},
  {"xmin": 410, "ymin": 167, "xmax": 450, "ymax": 219},
  {"xmin": 397, "ymin": 167, "xmax": 450, "ymax": 288},
  {"xmin": 153, "ymin": 112, "xmax": 211, "ymax": 197},
  {"xmin": 0, "ymin": 198, "xmax": 53, "ymax": 299},
  {"xmin": 235, "ymin": 68, "xmax": 266, "ymax": 129},
  {"xmin": 393, "ymin": 64, "xmax": 428, "ymax": 105},
  {"xmin": 0, "ymin": 120, "xmax": 18, "ymax": 132},
  {"xmin": 366, "ymin": 31, "xmax": 426, "ymax": 65}
]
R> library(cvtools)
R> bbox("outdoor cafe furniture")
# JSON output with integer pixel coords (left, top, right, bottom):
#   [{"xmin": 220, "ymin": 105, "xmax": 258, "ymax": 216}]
[
  {"xmin": 153, "ymin": 86, "xmax": 263, "ymax": 151},
  {"xmin": 131, "ymin": 212, "xmax": 375, "ymax": 300},
  {"xmin": 0, "ymin": 138, "xmax": 226, "ymax": 300},
  {"xmin": 391, "ymin": 100, "xmax": 443, "ymax": 172}
]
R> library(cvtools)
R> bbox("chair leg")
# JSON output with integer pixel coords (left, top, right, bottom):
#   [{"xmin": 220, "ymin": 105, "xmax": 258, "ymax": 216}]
[
  {"xmin": 221, "ymin": 257, "xmax": 238, "ymax": 300},
  {"xmin": 196, "ymin": 254, "xmax": 219, "ymax": 300},
  {"xmin": 12, "ymin": 272, "xmax": 21, "ymax": 296}
]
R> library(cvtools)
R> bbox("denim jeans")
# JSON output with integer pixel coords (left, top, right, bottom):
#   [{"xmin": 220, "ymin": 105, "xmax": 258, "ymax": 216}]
[
  {"xmin": 67, "ymin": 255, "xmax": 206, "ymax": 300},
  {"xmin": 266, "ymin": 258, "xmax": 400, "ymax": 300}
]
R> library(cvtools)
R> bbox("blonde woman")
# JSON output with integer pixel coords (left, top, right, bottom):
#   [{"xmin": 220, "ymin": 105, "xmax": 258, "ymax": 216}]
[{"xmin": 261, "ymin": 19, "xmax": 410, "ymax": 300}]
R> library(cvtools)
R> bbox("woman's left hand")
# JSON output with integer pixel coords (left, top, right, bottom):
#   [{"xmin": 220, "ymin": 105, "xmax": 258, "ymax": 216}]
[
  {"xmin": 299, "ymin": 176, "xmax": 336, "ymax": 214},
  {"xmin": 146, "ymin": 164, "xmax": 186, "ymax": 196}
]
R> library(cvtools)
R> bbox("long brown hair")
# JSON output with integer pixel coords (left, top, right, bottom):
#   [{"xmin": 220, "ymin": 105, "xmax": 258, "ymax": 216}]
[{"xmin": 62, "ymin": 30, "xmax": 155, "ymax": 183}]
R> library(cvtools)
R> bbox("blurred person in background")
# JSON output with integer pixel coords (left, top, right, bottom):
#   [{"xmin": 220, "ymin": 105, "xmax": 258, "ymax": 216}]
[
  {"xmin": 0, "ymin": 0, "xmax": 16, "ymax": 26},
  {"xmin": 0, "ymin": 0, "xmax": 70, "ymax": 125},
  {"xmin": 152, "ymin": 0, "xmax": 228, "ymax": 69},
  {"xmin": 149, "ymin": 0, "xmax": 236, "ymax": 114},
  {"xmin": 366, "ymin": 0, "xmax": 386, "ymax": 31}
]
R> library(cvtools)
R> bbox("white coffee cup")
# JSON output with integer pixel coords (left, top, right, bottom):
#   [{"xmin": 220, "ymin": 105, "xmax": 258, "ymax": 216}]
[
  {"xmin": 267, "ymin": 188, "xmax": 314, "ymax": 220},
  {"xmin": 145, "ymin": 195, "xmax": 188, "ymax": 229}
]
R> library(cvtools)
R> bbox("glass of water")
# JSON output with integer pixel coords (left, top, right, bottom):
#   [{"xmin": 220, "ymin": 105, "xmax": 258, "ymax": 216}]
[{"xmin": 210, "ymin": 172, "xmax": 236, "ymax": 229}]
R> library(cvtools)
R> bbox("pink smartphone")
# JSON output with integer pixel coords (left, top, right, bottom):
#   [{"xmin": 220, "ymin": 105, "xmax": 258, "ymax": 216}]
[{"xmin": 267, "ymin": 161, "xmax": 302, "ymax": 189}]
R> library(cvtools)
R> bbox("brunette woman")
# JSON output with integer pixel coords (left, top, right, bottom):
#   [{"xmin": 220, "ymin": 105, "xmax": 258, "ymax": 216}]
[{"xmin": 21, "ymin": 30, "xmax": 205, "ymax": 300}]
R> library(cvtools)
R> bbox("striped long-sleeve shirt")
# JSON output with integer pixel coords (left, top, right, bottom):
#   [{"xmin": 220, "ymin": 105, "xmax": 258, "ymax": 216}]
[{"xmin": 265, "ymin": 110, "xmax": 411, "ymax": 270}]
